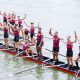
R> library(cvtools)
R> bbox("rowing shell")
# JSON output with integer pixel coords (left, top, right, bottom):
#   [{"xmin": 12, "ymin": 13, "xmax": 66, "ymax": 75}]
[{"xmin": 0, "ymin": 43, "xmax": 80, "ymax": 76}]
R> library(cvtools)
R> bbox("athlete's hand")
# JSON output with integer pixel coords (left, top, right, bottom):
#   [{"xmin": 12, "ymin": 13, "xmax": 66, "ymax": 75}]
[
  {"xmin": 25, "ymin": 14, "xmax": 26, "ymax": 16},
  {"xmin": 38, "ymin": 22, "xmax": 40, "ymax": 25},
  {"xmin": 12, "ymin": 11, "xmax": 14, "ymax": 13},
  {"xmin": 21, "ymin": 39, "xmax": 24, "ymax": 41},
  {"xmin": 61, "ymin": 38, "xmax": 64, "ymax": 40},
  {"xmin": 74, "ymin": 31, "xmax": 76, "ymax": 34},
  {"xmin": 23, "ymin": 21, "xmax": 25, "ymax": 23},
  {"xmin": 50, "ymin": 28, "xmax": 52, "ymax": 30},
  {"xmin": 0, "ymin": 11, "xmax": 1, "ymax": 14}
]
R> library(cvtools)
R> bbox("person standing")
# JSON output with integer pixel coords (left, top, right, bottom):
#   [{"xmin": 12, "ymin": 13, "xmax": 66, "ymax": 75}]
[
  {"xmin": 49, "ymin": 28, "xmax": 61, "ymax": 64},
  {"xmin": 23, "ymin": 21, "xmax": 40, "ymax": 42},
  {"xmin": 36, "ymin": 27, "xmax": 44, "ymax": 60},
  {"xmin": 61, "ymin": 31, "xmax": 77, "ymax": 70}
]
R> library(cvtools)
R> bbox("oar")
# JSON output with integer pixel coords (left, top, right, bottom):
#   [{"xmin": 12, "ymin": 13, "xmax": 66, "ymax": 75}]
[
  {"xmin": 0, "ymin": 48, "xmax": 13, "ymax": 50},
  {"xmin": 0, "ymin": 39, "xmax": 14, "ymax": 41},
  {"xmin": 8, "ymin": 51, "xmax": 24, "ymax": 61},
  {"xmin": 2, "ymin": 64, "xmax": 46, "ymax": 78},
  {"xmin": 41, "ymin": 48, "xmax": 66, "ymax": 57}
]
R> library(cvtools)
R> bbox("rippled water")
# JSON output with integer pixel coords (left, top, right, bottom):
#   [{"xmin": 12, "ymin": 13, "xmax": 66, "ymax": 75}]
[{"xmin": 0, "ymin": 0, "xmax": 80, "ymax": 80}]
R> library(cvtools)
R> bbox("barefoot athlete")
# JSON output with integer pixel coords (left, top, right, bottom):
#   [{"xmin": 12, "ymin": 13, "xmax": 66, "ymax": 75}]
[
  {"xmin": 1, "ymin": 22, "xmax": 9, "ymax": 49},
  {"xmin": 36, "ymin": 27, "xmax": 44, "ymax": 60},
  {"xmin": 61, "ymin": 31, "xmax": 77, "ymax": 70},
  {"xmin": 24, "ymin": 28, "xmax": 30, "ymax": 40},
  {"xmin": 13, "ymin": 14, "xmax": 26, "ymax": 39},
  {"xmin": 8, "ymin": 22, "xmax": 20, "ymax": 53},
  {"xmin": 49, "ymin": 28, "xmax": 61, "ymax": 64},
  {"xmin": 23, "ymin": 21, "xmax": 40, "ymax": 42},
  {"xmin": 19, "ymin": 39, "xmax": 35, "ymax": 57}
]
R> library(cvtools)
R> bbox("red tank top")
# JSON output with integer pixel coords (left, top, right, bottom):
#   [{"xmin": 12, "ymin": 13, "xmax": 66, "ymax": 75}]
[
  {"xmin": 14, "ymin": 28, "xmax": 19, "ymax": 36},
  {"xmin": 4, "ymin": 27, "xmax": 8, "ymax": 34},
  {"xmin": 30, "ymin": 27, "xmax": 34, "ymax": 33},
  {"xmin": 23, "ymin": 43, "xmax": 29, "ymax": 51},
  {"xmin": 24, "ymin": 30, "xmax": 28, "ymax": 34},
  {"xmin": 3, "ymin": 15, "xmax": 7, "ymax": 21},
  {"xmin": 66, "ymin": 41, "xmax": 73, "ymax": 51},
  {"xmin": 79, "ymin": 43, "xmax": 80, "ymax": 50},
  {"xmin": 18, "ymin": 20, "xmax": 22, "ymax": 26},
  {"xmin": 11, "ymin": 19, "xmax": 15, "ymax": 25},
  {"xmin": 8, "ymin": 16, "xmax": 11, "ymax": 22},
  {"xmin": 53, "ymin": 36, "xmax": 59, "ymax": 47},
  {"xmin": 37, "ymin": 32, "xmax": 42, "ymax": 41},
  {"xmin": 0, "ymin": 22, "xmax": 1, "ymax": 26}
]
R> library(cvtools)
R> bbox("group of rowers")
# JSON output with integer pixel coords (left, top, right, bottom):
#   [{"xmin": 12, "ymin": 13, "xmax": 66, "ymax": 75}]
[{"xmin": 0, "ymin": 11, "xmax": 80, "ymax": 71}]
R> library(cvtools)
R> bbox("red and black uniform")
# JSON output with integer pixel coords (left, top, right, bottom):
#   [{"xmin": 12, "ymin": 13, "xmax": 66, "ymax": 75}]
[
  {"xmin": 53, "ymin": 36, "xmax": 59, "ymax": 52},
  {"xmin": 78, "ymin": 43, "xmax": 80, "ymax": 56},
  {"xmin": 14, "ymin": 28, "xmax": 19, "ymax": 42},
  {"xmin": 0, "ymin": 22, "xmax": 1, "ymax": 26},
  {"xmin": 11, "ymin": 19, "xmax": 15, "ymax": 25},
  {"xmin": 4, "ymin": 27, "xmax": 8, "ymax": 38},
  {"xmin": 18, "ymin": 20, "xmax": 22, "ymax": 28},
  {"xmin": 24, "ymin": 30, "xmax": 29, "ymax": 35},
  {"xmin": 3, "ymin": 15, "xmax": 7, "ymax": 24},
  {"xmin": 30, "ymin": 27, "xmax": 35, "ymax": 38},
  {"xmin": 23, "ymin": 43, "xmax": 30, "ymax": 51},
  {"xmin": 8, "ymin": 16, "xmax": 12, "ymax": 24},
  {"xmin": 36, "ymin": 32, "xmax": 44, "ymax": 46},
  {"xmin": 66, "ymin": 41, "xmax": 73, "ymax": 57}
]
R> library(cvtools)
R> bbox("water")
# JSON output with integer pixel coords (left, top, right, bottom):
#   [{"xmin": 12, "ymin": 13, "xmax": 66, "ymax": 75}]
[{"xmin": 0, "ymin": 0, "xmax": 80, "ymax": 80}]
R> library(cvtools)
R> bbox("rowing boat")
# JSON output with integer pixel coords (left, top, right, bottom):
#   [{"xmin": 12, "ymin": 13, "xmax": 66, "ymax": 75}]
[{"xmin": 0, "ymin": 43, "xmax": 79, "ymax": 76}]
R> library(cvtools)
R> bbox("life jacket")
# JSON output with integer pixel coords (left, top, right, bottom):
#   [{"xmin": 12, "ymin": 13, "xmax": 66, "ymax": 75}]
[
  {"xmin": 23, "ymin": 43, "xmax": 29, "ymax": 51},
  {"xmin": 14, "ymin": 28, "xmax": 19, "ymax": 36},
  {"xmin": 66, "ymin": 41, "xmax": 73, "ymax": 51},
  {"xmin": 53, "ymin": 36, "xmax": 59, "ymax": 47}
]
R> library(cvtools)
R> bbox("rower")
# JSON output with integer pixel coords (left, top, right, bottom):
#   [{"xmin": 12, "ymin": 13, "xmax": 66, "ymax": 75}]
[
  {"xmin": 10, "ymin": 11, "xmax": 16, "ymax": 34},
  {"xmin": 0, "ymin": 11, "xmax": 7, "ymax": 24},
  {"xmin": 61, "ymin": 31, "xmax": 77, "ymax": 70},
  {"xmin": 35, "ymin": 27, "xmax": 44, "ymax": 60},
  {"xmin": 24, "ymin": 28, "xmax": 30, "ymax": 40},
  {"xmin": 23, "ymin": 21, "xmax": 40, "ymax": 42},
  {"xmin": 2, "ymin": 22, "xmax": 9, "ymax": 48},
  {"xmin": 13, "ymin": 14, "xmax": 26, "ymax": 39},
  {"xmin": 49, "ymin": 28, "xmax": 60, "ymax": 64},
  {"xmin": 7, "ymin": 13, "xmax": 11, "ymax": 33},
  {"xmin": 0, "ymin": 20, "xmax": 3, "ymax": 30},
  {"xmin": 75, "ymin": 32, "xmax": 80, "ymax": 70},
  {"xmin": 8, "ymin": 22, "xmax": 20, "ymax": 53},
  {"xmin": 18, "ymin": 39, "xmax": 35, "ymax": 57}
]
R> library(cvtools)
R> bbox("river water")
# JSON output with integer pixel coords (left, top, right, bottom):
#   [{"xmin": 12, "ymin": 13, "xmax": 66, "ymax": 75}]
[{"xmin": 0, "ymin": 0, "xmax": 80, "ymax": 80}]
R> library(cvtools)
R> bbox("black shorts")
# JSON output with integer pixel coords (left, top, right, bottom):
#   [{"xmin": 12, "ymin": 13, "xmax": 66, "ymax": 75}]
[
  {"xmin": 30, "ymin": 33, "xmax": 35, "ymax": 38},
  {"xmin": 3, "ymin": 20, "xmax": 7, "ymax": 24},
  {"xmin": 14, "ymin": 36, "xmax": 19, "ymax": 42},
  {"xmin": 66, "ymin": 50, "xmax": 73, "ymax": 57},
  {"xmin": 78, "ymin": 52, "xmax": 80, "ymax": 57},
  {"xmin": 36, "ymin": 41, "xmax": 43, "ymax": 46},
  {"xmin": 18, "ymin": 25, "xmax": 23, "ymax": 28},
  {"xmin": 4, "ymin": 33, "xmax": 8, "ymax": 38},
  {"xmin": 53, "ymin": 47, "xmax": 59, "ymax": 52}
]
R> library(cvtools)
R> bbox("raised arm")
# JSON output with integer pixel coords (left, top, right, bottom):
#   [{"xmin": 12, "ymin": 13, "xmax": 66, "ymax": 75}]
[
  {"xmin": 61, "ymin": 38, "xmax": 67, "ymax": 44},
  {"xmin": 34, "ymin": 22, "xmax": 40, "ymax": 28},
  {"xmin": 71, "ymin": 31, "xmax": 77, "ymax": 44},
  {"xmin": 75, "ymin": 32, "xmax": 80, "ymax": 42},
  {"xmin": 0, "ymin": 11, "xmax": 4, "ymax": 15},
  {"xmin": 49, "ymin": 28, "xmax": 54, "ymax": 37},
  {"xmin": 18, "ymin": 39, "xmax": 24, "ymax": 45},
  {"xmin": 23, "ymin": 21, "xmax": 31, "ymax": 28},
  {"xmin": 29, "ymin": 41, "xmax": 35, "ymax": 46},
  {"xmin": 13, "ymin": 11, "xmax": 16, "ymax": 19},
  {"xmin": 8, "ymin": 22, "xmax": 14, "ymax": 28},
  {"xmin": 21, "ymin": 14, "xmax": 26, "ymax": 20}
]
